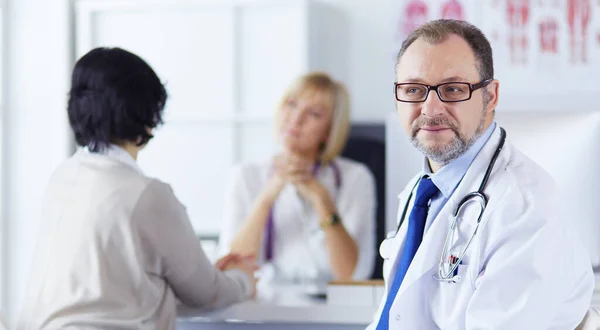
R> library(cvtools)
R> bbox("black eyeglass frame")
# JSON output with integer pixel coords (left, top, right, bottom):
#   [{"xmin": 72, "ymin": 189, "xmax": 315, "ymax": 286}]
[{"xmin": 394, "ymin": 78, "xmax": 493, "ymax": 103}]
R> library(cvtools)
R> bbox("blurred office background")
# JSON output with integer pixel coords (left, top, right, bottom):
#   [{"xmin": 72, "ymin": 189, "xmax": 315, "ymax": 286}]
[{"xmin": 1, "ymin": 0, "xmax": 599, "ymax": 327}]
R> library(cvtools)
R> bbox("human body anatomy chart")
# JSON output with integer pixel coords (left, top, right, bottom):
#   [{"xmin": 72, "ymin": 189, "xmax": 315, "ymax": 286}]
[{"xmin": 393, "ymin": 0, "xmax": 600, "ymax": 97}]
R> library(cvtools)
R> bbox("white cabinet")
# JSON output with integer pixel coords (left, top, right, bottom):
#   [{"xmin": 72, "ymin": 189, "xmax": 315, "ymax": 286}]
[{"xmin": 75, "ymin": 0, "xmax": 331, "ymax": 234}]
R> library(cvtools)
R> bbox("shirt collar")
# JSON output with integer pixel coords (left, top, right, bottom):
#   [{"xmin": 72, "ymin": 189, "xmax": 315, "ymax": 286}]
[
  {"xmin": 423, "ymin": 121, "xmax": 497, "ymax": 198},
  {"xmin": 85, "ymin": 144, "xmax": 144, "ymax": 174}
]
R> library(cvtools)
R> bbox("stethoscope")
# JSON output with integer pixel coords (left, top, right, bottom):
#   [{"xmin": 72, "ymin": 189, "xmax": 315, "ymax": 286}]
[
  {"xmin": 264, "ymin": 161, "xmax": 341, "ymax": 261},
  {"xmin": 393, "ymin": 127, "xmax": 507, "ymax": 283}
]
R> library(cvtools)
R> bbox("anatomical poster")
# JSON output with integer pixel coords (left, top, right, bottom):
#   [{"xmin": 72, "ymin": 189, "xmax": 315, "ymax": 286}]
[
  {"xmin": 393, "ymin": 0, "xmax": 600, "ymax": 103},
  {"xmin": 392, "ymin": 0, "xmax": 482, "ymax": 57},
  {"xmin": 479, "ymin": 0, "xmax": 600, "ymax": 97}
]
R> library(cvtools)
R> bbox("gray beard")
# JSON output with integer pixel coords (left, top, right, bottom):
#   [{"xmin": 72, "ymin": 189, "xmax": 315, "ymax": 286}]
[{"xmin": 410, "ymin": 114, "xmax": 486, "ymax": 165}]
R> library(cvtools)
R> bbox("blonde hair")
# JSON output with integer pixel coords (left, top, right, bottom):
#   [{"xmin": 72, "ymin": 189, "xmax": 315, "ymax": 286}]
[{"xmin": 275, "ymin": 72, "xmax": 350, "ymax": 164}]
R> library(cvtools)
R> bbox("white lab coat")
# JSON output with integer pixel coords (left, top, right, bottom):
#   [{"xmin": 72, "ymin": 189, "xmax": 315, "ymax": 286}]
[
  {"xmin": 219, "ymin": 157, "xmax": 376, "ymax": 285},
  {"xmin": 368, "ymin": 126, "xmax": 594, "ymax": 329}
]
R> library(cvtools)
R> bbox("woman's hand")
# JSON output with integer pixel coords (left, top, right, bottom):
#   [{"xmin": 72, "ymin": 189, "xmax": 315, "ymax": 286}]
[
  {"xmin": 262, "ymin": 153, "xmax": 311, "ymax": 200},
  {"xmin": 228, "ymin": 152, "xmax": 315, "ymax": 257},
  {"xmin": 273, "ymin": 152, "xmax": 336, "ymax": 213},
  {"xmin": 294, "ymin": 179, "xmax": 335, "ymax": 212},
  {"xmin": 215, "ymin": 253, "xmax": 256, "ymax": 271},
  {"xmin": 274, "ymin": 153, "xmax": 312, "ymax": 180},
  {"xmin": 215, "ymin": 253, "xmax": 259, "ymax": 298}
]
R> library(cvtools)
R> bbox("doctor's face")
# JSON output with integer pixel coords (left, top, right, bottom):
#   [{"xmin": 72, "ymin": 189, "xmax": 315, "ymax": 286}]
[
  {"xmin": 277, "ymin": 89, "xmax": 333, "ymax": 157},
  {"xmin": 395, "ymin": 34, "xmax": 498, "ymax": 166}
]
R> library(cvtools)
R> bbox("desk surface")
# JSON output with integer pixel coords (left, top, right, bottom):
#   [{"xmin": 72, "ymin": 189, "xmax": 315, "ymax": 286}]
[
  {"xmin": 177, "ymin": 281, "xmax": 600, "ymax": 328},
  {"xmin": 177, "ymin": 285, "xmax": 377, "ymax": 326}
]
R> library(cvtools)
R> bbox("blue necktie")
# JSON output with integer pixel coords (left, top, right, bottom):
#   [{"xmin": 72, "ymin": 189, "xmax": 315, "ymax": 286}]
[{"xmin": 376, "ymin": 176, "xmax": 439, "ymax": 329}]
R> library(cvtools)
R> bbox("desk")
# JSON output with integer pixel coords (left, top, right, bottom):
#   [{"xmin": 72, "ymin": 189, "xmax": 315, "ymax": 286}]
[
  {"xmin": 178, "ymin": 287, "xmax": 600, "ymax": 330},
  {"xmin": 176, "ymin": 285, "xmax": 377, "ymax": 330}
]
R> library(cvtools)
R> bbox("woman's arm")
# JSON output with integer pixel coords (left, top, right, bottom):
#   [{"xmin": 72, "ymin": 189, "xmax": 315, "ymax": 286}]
[
  {"xmin": 334, "ymin": 166, "xmax": 377, "ymax": 280},
  {"xmin": 228, "ymin": 178, "xmax": 283, "ymax": 256},
  {"xmin": 296, "ymin": 164, "xmax": 376, "ymax": 281},
  {"xmin": 314, "ymin": 198, "xmax": 359, "ymax": 280},
  {"xmin": 295, "ymin": 180, "xmax": 360, "ymax": 280},
  {"xmin": 134, "ymin": 179, "xmax": 256, "ymax": 308},
  {"xmin": 226, "ymin": 157, "xmax": 300, "ymax": 256}
]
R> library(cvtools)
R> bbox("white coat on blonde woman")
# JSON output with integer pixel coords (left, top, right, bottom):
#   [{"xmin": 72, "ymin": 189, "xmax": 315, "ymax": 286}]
[
  {"xmin": 219, "ymin": 72, "xmax": 377, "ymax": 287},
  {"xmin": 220, "ymin": 156, "xmax": 376, "ymax": 285}
]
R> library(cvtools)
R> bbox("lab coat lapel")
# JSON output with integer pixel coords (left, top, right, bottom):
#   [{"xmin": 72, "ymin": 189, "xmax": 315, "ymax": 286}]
[{"xmin": 396, "ymin": 126, "xmax": 504, "ymax": 298}]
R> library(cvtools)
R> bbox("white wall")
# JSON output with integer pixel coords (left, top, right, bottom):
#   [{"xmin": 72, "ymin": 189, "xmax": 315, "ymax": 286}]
[
  {"xmin": 243, "ymin": 0, "xmax": 397, "ymax": 121},
  {"xmin": 313, "ymin": 0, "xmax": 396, "ymax": 122},
  {"xmin": 2, "ymin": 0, "xmax": 72, "ymax": 325},
  {"xmin": 0, "ymin": 0, "xmax": 395, "ymax": 325}
]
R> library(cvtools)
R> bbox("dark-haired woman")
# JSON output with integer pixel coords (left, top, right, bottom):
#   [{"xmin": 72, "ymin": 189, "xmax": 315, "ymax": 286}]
[{"xmin": 17, "ymin": 47, "xmax": 256, "ymax": 330}]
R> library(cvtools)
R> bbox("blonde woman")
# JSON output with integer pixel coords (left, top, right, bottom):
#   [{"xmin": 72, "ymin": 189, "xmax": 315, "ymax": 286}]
[{"xmin": 219, "ymin": 72, "xmax": 376, "ymax": 286}]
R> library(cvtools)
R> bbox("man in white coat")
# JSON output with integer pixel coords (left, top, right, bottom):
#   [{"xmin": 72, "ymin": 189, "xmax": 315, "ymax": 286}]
[{"xmin": 368, "ymin": 19, "xmax": 594, "ymax": 329}]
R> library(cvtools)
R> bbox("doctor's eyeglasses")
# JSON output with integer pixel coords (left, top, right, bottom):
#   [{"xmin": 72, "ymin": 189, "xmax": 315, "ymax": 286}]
[{"xmin": 394, "ymin": 78, "xmax": 493, "ymax": 103}]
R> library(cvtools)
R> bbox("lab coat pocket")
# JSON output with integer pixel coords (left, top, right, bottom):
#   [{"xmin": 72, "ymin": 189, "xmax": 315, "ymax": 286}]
[{"xmin": 431, "ymin": 264, "xmax": 474, "ymax": 329}]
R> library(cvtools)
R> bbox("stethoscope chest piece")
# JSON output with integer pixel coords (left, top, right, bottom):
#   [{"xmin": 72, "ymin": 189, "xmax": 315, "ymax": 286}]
[{"xmin": 379, "ymin": 231, "xmax": 397, "ymax": 260}]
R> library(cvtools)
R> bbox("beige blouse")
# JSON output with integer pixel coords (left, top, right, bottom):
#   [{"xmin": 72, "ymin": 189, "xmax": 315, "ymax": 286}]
[{"xmin": 17, "ymin": 146, "xmax": 253, "ymax": 330}]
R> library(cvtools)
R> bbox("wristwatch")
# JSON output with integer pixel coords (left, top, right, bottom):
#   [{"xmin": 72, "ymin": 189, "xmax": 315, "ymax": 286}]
[{"xmin": 320, "ymin": 212, "xmax": 341, "ymax": 230}]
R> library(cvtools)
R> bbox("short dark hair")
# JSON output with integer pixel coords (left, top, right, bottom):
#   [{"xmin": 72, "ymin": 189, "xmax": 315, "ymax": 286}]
[
  {"xmin": 67, "ymin": 47, "xmax": 167, "ymax": 152},
  {"xmin": 396, "ymin": 19, "xmax": 494, "ymax": 81}
]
